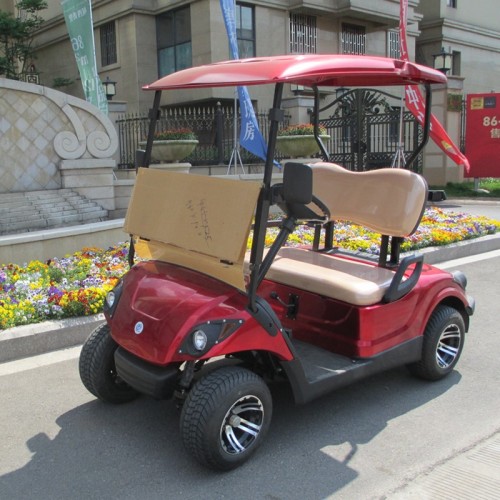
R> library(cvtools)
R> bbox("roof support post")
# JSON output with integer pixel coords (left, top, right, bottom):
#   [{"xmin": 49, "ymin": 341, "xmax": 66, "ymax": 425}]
[{"xmin": 247, "ymin": 82, "xmax": 284, "ymax": 312}]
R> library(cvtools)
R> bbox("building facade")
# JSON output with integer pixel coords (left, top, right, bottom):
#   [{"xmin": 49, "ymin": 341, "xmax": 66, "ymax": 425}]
[
  {"xmin": 4, "ymin": 0, "xmax": 500, "ymax": 184},
  {"xmin": 25, "ymin": 0, "xmax": 427, "ymax": 114},
  {"xmin": 417, "ymin": 0, "xmax": 500, "ymax": 93}
]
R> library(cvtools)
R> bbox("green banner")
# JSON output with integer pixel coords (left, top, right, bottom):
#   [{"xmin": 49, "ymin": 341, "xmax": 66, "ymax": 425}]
[{"xmin": 61, "ymin": 0, "xmax": 108, "ymax": 114}]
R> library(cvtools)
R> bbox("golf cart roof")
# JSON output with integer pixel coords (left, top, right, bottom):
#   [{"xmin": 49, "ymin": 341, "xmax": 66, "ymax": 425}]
[{"xmin": 144, "ymin": 54, "xmax": 447, "ymax": 91}]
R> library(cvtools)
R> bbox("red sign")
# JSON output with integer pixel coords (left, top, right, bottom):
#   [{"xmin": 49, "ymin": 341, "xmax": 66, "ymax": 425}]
[{"xmin": 465, "ymin": 93, "xmax": 500, "ymax": 178}]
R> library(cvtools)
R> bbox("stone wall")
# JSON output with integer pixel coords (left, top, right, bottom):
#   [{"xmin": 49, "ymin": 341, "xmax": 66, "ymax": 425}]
[{"xmin": 0, "ymin": 78, "xmax": 118, "ymax": 210}]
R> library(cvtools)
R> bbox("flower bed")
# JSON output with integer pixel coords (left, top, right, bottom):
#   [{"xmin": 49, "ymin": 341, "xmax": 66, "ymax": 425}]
[
  {"xmin": 0, "ymin": 244, "xmax": 129, "ymax": 330},
  {"xmin": 1, "ymin": 208, "xmax": 499, "ymax": 330}
]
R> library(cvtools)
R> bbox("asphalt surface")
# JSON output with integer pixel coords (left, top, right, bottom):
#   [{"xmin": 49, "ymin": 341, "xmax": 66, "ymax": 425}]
[{"xmin": 1, "ymin": 199, "xmax": 499, "ymax": 499}]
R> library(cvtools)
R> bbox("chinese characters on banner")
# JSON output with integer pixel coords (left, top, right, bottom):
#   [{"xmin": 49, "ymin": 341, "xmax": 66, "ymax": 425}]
[
  {"xmin": 61, "ymin": 0, "xmax": 108, "ymax": 114},
  {"xmin": 399, "ymin": 0, "xmax": 469, "ymax": 171},
  {"xmin": 465, "ymin": 94, "xmax": 500, "ymax": 178},
  {"xmin": 219, "ymin": 0, "xmax": 268, "ymax": 161}
]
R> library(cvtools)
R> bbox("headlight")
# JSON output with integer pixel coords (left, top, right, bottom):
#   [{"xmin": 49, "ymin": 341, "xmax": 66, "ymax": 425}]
[
  {"xmin": 179, "ymin": 319, "xmax": 244, "ymax": 357},
  {"xmin": 103, "ymin": 280, "xmax": 123, "ymax": 317},
  {"xmin": 192, "ymin": 329, "xmax": 208, "ymax": 351},
  {"xmin": 106, "ymin": 291, "xmax": 116, "ymax": 308}
]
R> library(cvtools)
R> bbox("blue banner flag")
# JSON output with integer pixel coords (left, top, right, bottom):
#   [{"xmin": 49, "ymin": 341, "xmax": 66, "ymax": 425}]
[
  {"xmin": 61, "ymin": 0, "xmax": 108, "ymax": 114},
  {"xmin": 220, "ymin": 0, "xmax": 268, "ymax": 162}
]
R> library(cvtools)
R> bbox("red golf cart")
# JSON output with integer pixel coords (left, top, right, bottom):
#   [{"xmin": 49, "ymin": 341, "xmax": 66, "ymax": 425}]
[{"xmin": 79, "ymin": 55, "xmax": 474, "ymax": 471}]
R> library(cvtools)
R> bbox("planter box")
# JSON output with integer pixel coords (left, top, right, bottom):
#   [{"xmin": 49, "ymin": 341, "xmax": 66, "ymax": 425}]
[
  {"xmin": 276, "ymin": 135, "xmax": 329, "ymax": 158},
  {"xmin": 139, "ymin": 140, "xmax": 198, "ymax": 163}
]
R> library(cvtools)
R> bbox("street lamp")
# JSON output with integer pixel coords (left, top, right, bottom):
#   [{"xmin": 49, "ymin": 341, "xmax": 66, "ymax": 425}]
[
  {"xmin": 25, "ymin": 64, "xmax": 40, "ymax": 84},
  {"xmin": 433, "ymin": 47, "xmax": 453, "ymax": 75},
  {"xmin": 103, "ymin": 76, "xmax": 117, "ymax": 100}
]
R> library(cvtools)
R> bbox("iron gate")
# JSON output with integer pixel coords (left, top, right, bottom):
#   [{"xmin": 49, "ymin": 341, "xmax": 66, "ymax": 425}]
[{"xmin": 318, "ymin": 89, "xmax": 423, "ymax": 172}]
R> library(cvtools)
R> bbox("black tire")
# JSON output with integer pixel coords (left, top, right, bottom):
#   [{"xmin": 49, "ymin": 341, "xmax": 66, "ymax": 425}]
[
  {"xmin": 180, "ymin": 366, "xmax": 272, "ymax": 471},
  {"xmin": 408, "ymin": 305, "xmax": 465, "ymax": 381},
  {"xmin": 79, "ymin": 323, "xmax": 139, "ymax": 404}
]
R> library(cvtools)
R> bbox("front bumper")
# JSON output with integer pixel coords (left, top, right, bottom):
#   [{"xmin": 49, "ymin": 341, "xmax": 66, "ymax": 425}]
[{"xmin": 114, "ymin": 347, "xmax": 180, "ymax": 399}]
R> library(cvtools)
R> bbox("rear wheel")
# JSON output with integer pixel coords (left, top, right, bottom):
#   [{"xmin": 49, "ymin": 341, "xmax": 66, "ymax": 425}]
[
  {"xmin": 180, "ymin": 366, "xmax": 272, "ymax": 471},
  {"xmin": 408, "ymin": 305, "xmax": 465, "ymax": 381},
  {"xmin": 79, "ymin": 323, "xmax": 139, "ymax": 403}
]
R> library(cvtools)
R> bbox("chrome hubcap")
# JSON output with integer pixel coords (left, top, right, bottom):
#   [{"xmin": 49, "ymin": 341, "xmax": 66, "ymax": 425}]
[
  {"xmin": 220, "ymin": 395, "xmax": 264, "ymax": 454},
  {"xmin": 436, "ymin": 323, "xmax": 462, "ymax": 369}
]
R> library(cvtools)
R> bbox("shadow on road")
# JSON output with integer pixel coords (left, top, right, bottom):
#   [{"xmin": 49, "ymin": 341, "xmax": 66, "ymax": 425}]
[{"xmin": 0, "ymin": 367, "xmax": 461, "ymax": 500}]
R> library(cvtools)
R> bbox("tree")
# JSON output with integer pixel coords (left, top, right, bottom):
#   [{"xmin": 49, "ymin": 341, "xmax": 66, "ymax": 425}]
[{"xmin": 0, "ymin": 0, "xmax": 47, "ymax": 80}]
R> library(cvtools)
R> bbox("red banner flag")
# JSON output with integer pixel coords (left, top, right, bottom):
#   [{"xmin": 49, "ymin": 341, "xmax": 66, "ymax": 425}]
[{"xmin": 399, "ymin": 0, "xmax": 469, "ymax": 171}]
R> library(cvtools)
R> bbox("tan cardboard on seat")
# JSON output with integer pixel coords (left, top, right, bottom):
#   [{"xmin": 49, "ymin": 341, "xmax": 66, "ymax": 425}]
[{"xmin": 124, "ymin": 168, "xmax": 261, "ymax": 290}]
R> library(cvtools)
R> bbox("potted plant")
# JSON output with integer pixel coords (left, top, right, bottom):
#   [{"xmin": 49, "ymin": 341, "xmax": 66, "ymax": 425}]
[
  {"xmin": 140, "ymin": 128, "xmax": 199, "ymax": 163},
  {"xmin": 276, "ymin": 123, "xmax": 329, "ymax": 158}
]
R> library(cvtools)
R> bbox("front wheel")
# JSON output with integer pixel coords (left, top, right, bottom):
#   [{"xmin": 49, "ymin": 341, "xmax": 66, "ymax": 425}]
[
  {"xmin": 180, "ymin": 366, "xmax": 272, "ymax": 471},
  {"xmin": 408, "ymin": 305, "xmax": 465, "ymax": 381},
  {"xmin": 79, "ymin": 323, "xmax": 139, "ymax": 403}
]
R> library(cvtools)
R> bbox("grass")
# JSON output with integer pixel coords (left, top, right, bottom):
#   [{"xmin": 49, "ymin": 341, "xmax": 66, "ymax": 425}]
[{"xmin": 431, "ymin": 178, "xmax": 500, "ymax": 198}]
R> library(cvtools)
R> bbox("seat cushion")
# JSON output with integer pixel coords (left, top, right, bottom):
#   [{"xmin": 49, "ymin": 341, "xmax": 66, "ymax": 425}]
[{"xmin": 266, "ymin": 247, "xmax": 396, "ymax": 306}]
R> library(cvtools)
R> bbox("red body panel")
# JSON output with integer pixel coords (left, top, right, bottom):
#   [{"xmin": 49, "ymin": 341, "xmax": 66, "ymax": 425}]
[
  {"xmin": 258, "ymin": 262, "xmax": 466, "ymax": 358},
  {"xmin": 109, "ymin": 261, "xmax": 294, "ymax": 366},
  {"xmin": 109, "ymin": 257, "xmax": 468, "ymax": 366}
]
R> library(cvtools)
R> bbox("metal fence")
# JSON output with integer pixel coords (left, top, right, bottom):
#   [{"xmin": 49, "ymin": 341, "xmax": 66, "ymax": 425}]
[
  {"xmin": 319, "ymin": 89, "xmax": 423, "ymax": 173},
  {"xmin": 116, "ymin": 103, "xmax": 291, "ymax": 169},
  {"xmin": 116, "ymin": 92, "xmax": 429, "ymax": 172}
]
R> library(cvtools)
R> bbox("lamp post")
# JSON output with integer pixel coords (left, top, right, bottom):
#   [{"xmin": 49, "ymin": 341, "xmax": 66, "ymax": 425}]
[
  {"xmin": 25, "ymin": 64, "xmax": 40, "ymax": 84},
  {"xmin": 433, "ymin": 47, "xmax": 453, "ymax": 75},
  {"xmin": 103, "ymin": 76, "xmax": 117, "ymax": 100}
]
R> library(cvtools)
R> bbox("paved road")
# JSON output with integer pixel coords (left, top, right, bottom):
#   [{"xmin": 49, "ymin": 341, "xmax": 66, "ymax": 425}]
[
  {"xmin": 1, "ymin": 251, "xmax": 499, "ymax": 499},
  {"xmin": 435, "ymin": 198, "xmax": 500, "ymax": 220}
]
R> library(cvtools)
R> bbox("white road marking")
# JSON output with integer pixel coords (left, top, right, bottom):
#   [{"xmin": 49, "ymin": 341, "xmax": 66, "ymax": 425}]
[
  {"xmin": 436, "ymin": 249, "xmax": 500, "ymax": 269},
  {"xmin": 0, "ymin": 346, "xmax": 81, "ymax": 377}
]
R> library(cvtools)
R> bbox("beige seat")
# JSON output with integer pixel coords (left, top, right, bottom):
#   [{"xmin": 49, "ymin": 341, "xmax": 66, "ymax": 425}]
[
  {"xmin": 265, "ymin": 163, "xmax": 427, "ymax": 306},
  {"xmin": 266, "ymin": 247, "xmax": 396, "ymax": 305},
  {"xmin": 309, "ymin": 162, "xmax": 427, "ymax": 236}
]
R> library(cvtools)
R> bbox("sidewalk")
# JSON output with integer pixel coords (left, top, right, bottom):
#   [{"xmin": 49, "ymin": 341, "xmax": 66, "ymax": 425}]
[{"xmin": 387, "ymin": 430, "xmax": 500, "ymax": 499}]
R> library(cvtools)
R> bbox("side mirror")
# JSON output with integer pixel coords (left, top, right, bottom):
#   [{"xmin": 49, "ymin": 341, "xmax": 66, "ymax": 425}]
[{"xmin": 283, "ymin": 162, "xmax": 313, "ymax": 205}]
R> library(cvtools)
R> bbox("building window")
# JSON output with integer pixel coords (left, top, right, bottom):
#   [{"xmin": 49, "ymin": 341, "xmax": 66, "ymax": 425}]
[
  {"xmin": 289, "ymin": 13, "xmax": 317, "ymax": 54},
  {"xmin": 452, "ymin": 50, "xmax": 461, "ymax": 75},
  {"xmin": 388, "ymin": 29, "xmax": 400, "ymax": 59},
  {"xmin": 156, "ymin": 7, "xmax": 192, "ymax": 77},
  {"xmin": 341, "ymin": 23, "xmax": 366, "ymax": 55},
  {"xmin": 447, "ymin": 0, "xmax": 457, "ymax": 7},
  {"xmin": 100, "ymin": 21, "xmax": 117, "ymax": 67},
  {"xmin": 236, "ymin": 3, "xmax": 255, "ymax": 58}
]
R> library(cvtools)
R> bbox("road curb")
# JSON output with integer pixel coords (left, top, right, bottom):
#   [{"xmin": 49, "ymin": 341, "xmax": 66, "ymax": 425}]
[
  {"xmin": 414, "ymin": 231, "xmax": 500, "ymax": 264},
  {"xmin": 0, "ymin": 314, "xmax": 104, "ymax": 364},
  {"xmin": 1, "ymin": 232, "xmax": 500, "ymax": 364}
]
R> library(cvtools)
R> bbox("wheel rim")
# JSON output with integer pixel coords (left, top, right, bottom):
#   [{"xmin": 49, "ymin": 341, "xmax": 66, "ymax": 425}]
[
  {"xmin": 436, "ymin": 323, "xmax": 462, "ymax": 369},
  {"xmin": 219, "ymin": 395, "xmax": 264, "ymax": 455}
]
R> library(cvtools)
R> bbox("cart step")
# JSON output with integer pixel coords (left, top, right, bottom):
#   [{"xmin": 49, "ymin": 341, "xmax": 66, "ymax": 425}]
[
  {"xmin": 283, "ymin": 337, "xmax": 422, "ymax": 404},
  {"xmin": 291, "ymin": 339, "xmax": 369, "ymax": 384}
]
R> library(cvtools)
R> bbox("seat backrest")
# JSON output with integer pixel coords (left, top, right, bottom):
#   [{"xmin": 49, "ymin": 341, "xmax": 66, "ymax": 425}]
[{"xmin": 309, "ymin": 162, "xmax": 428, "ymax": 237}]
